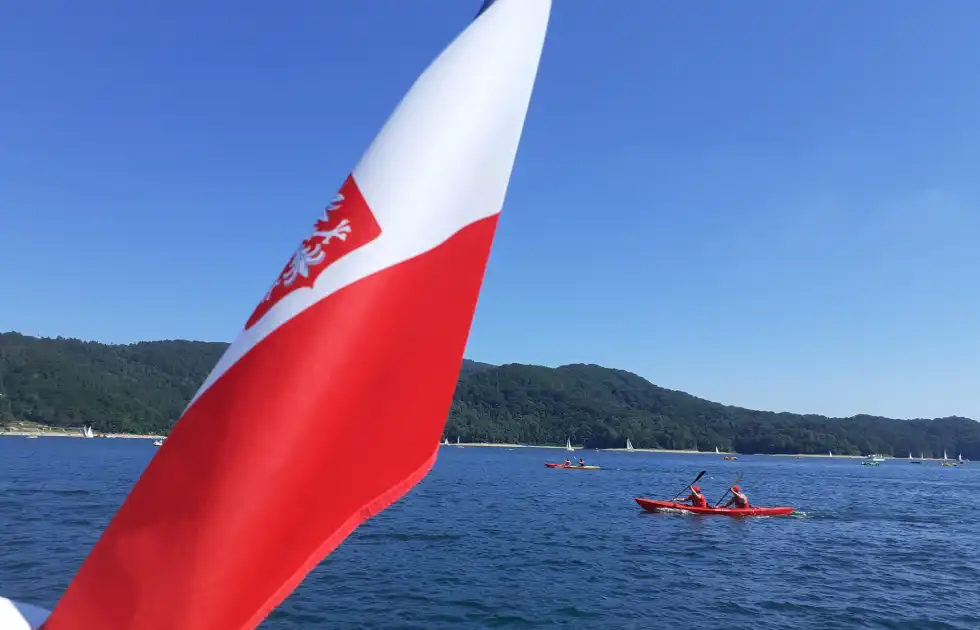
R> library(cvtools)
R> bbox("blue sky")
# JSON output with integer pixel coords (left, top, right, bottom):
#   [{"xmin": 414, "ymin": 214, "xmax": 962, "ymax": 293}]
[{"xmin": 2, "ymin": 0, "xmax": 978, "ymax": 420}]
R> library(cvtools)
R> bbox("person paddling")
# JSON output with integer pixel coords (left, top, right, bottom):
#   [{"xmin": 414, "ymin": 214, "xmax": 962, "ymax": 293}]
[
  {"xmin": 563, "ymin": 457, "xmax": 572, "ymax": 467},
  {"xmin": 722, "ymin": 485, "xmax": 750, "ymax": 509},
  {"xmin": 578, "ymin": 458, "xmax": 586, "ymax": 467},
  {"xmin": 677, "ymin": 485, "xmax": 708, "ymax": 508}
]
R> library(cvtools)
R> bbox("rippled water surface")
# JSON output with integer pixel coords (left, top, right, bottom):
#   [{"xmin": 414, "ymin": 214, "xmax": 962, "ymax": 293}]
[{"xmin": 1, "ymin": 439, "xmax": 978, "ymax": 629}]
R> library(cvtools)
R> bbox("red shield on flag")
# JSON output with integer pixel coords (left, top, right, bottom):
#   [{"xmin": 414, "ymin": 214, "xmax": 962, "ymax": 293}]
[{"xmin": 246, "ymin": 175, "xmax": 382, "ymax": 329}]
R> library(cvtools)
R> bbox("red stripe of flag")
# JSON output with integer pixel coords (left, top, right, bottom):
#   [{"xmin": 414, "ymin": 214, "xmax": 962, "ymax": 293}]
[{"xmin": 41, "ymin": 1, "xmax": 551, "ymax": 628}]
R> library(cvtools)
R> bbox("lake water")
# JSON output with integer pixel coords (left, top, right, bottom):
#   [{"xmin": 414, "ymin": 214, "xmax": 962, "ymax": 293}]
[{"xmin": 1, "ymin": 439, "xmax": 977, "ymax": 629}]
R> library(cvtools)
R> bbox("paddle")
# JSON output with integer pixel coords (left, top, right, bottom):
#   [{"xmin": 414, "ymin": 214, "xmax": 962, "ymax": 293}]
[
  {"xmin": 670, "ymin": 470, "xmax": 706, "ymax": 501},
  {"xmin": 713, "ymin": 471, "xmax": 744, "ymax": 508}
]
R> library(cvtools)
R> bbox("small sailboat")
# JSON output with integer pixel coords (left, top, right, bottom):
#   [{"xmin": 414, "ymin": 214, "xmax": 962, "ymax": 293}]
[
  {"xmin": 909, "ymin": 451, "xmax": 921, "ymax": 464},
  {"xmin": 81, "ymin": 426, "xmax": 95, "ymax": 439},
  {"xmin": 625, "ymin": 438, "xmax": 635, "ymax": 452},
  {"xmin": 456, "ymin": 436, "xmax": 463, "ymax": 448},
  {"xmin": 565, "ymin": 438, "xmax": 574, "ymax": 452},
  {"xmin": 715, "ymin": 446, "xmax": 720, "ymax": 454},
  {"xmin": 828, "ymin": 450, "xmax": 833, "ymax": 457},
  {"xmin": 441, "ymin": 436, "xmax": 450, "ymax": 446},
  {"xmin": 152, "ymin": 439, "xmax": 164, "ymax": 447}
]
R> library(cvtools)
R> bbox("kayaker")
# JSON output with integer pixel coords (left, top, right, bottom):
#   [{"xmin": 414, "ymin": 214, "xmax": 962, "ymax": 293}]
[
  {"xmin": 723, "ymin": 485, "xmax": 750, "ymax": 509},
  {"xmin": 678, "ymin": 485, "xmax": 708, "ymax": 508},
  {"xmin": 563, "ymin": 457, "xmax": 572, "ymax": 466},
  {"xmin": 578, "ymin": 458, "xmax": 586, "ymax": 467}
]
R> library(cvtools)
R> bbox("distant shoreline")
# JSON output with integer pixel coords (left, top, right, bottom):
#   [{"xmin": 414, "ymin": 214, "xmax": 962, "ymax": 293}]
[
  {"xmin": 1, "ymin": 429, "xmax": 164, "ymax": 440},
  {"xmin": 0, "ymin": 434, "xmax": 943, "ymax": 460},
  {"xmin": 445, "ymin": 443, "xmax": 938, "ymax": 460}
]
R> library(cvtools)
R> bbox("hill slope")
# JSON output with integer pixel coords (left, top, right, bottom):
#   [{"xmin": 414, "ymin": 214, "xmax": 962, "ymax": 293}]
[{"xmin": 1, "ymin": 332, "xmax": 977, "ymax": 457}]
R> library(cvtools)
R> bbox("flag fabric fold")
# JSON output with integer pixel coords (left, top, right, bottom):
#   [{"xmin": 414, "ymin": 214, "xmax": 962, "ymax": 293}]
[{"xmin": 42, "ymin": 1, "xmax": 551, "ymax": 628}]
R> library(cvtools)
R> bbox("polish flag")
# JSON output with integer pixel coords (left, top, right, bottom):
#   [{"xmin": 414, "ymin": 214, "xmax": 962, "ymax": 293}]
[{"xmin": 27, "ymin": 1, "xmax": 552, "ymax": 629}]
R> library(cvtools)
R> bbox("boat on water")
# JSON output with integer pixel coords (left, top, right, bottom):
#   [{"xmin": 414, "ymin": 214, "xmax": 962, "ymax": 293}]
[
  {"xmin": 723, "ymin": 456, "xmax": 738, "ymax": 461},
  {"xmin": 635, "ymin": 498, "xmax": 793, "ymax": 517},
  {"xmin": 152, "ymin": 439, "xmax": 164, "ymax": 447},
  {"xmin": 909, "ymin": 452, "xmax": 921, "ymax": 464},
  {"xmin": 625, "ymin": 438, "xmax": 635, "ymax": 452},
  {"xmin": 545, "ymin": 462, "xmax": 600, "ymax": 470},
  {"xmin": 565, "ymin": 438, "xmax": 574, "ymax": 451},
  {"xmin": 81, "ymin": 426, "xmax": 95, "ymax": 439},
  {"xmin": 864, "ymin": 454, "xmax": 885, "ymax": 463}
]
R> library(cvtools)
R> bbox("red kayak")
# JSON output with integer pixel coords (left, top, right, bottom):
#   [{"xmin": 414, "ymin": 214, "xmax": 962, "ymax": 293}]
[
  {"xmin": 545, "ymin": 463, "xmax": 600, "ymax": 470},
  {"xmin": 635, "ymin": 498, "xmax": 793, "ymax": 517}
]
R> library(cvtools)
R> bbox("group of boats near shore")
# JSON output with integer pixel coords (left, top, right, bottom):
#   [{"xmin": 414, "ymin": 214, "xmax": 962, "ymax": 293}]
[
  {"xmin": 3, "ymin": 425, "xmax": 166, "ymax": 445},
  {"xmin": 9, "ymin": 428, "xmax": 972, "ymax": 471},
  {"xmin": 12, "ymin": 428, "xmax": 969, "ymax": 470},
  {"xmin": 859, "ymin": 450, "xmax": 968, "ymax": 467}
]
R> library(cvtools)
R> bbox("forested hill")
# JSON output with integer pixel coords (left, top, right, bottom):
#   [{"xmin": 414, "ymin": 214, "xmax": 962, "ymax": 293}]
[{"xmin": 1, "ymin": 332, "xmax": 977, "ymax": 458}]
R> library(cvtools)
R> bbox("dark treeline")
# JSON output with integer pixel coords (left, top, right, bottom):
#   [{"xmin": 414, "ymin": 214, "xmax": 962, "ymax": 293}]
[{"xmin": 2, "ymin": 332, "xmax": 978, "ymax": 458}]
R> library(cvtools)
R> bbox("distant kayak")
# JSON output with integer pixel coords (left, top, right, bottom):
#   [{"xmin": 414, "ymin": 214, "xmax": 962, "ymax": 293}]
[
  {"xmin": 635, "ymin": 498, "xmax": 793, "ymax": 517},
  {"xmin": 545, "ymin": 463, "xmax": 600, "ymax": 470}
]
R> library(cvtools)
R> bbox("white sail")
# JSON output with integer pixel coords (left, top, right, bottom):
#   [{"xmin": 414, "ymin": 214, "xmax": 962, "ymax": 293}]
[
  {"xmin": 944, "ymin": 449, "xmax": 948, "ymax": 461},
  {"xmin": 828, "ymin": 450, "xmax": 833, "ymax": 457},
  {"xmin": 626, "ymin": 438, "xmax": 634, "ymax": 452},
  {"xmin": 81, "ymin": 426, "xmax": 95, "ymax": 439},
  {"xmin": 715, "ymin": 446, "xmax": 720, "ymax": 454},
  {"xmin": 958, "ymin": 453, "xmax": 963, "ymax": 462},
  {"xmin": 565, "ymin": 438, "xmax": 573, "ymax": 451}
]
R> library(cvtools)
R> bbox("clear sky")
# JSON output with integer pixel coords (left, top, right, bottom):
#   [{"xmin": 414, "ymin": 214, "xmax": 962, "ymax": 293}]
[{"xmin": 2, "ymin": 1, "xmax": 978, "ymax": 420}]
